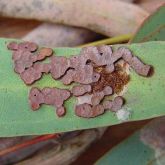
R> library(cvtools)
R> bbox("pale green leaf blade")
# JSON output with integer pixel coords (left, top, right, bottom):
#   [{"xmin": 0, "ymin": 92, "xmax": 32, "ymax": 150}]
[
  {"xmin": 95, "ymin": 132, "xmax": 155, "ymax": 165},
  {"xmin": 131, "ymin": 5, "xmax": 165, "ymax": 43},
  {"xmin": 0, "ymin": 38, "xmax": 165, "ymax": 137},
  {"xmin": 95, "ymin": 117, "xmax": 165, "ymax": 165}
]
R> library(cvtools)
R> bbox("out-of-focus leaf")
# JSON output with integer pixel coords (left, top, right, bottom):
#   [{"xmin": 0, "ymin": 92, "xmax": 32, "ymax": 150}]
[
  {"xmin": 0, "ymin": 0, "xmax": 148, "ymax": 36},
  {"xmin": 0, "ymin": 38, "xmax": 165, "ymax": 137},
  {"xmin": 95, "ymin": 117, "xmax": 165, "ymax": 165},
  {"xmin": 95, "ymin": 132, "xmax": 154, "ymax": 165},
  {"xmin": 138, "ymin": 0, "xmax": 165, "ymax": 13},
  {"xmin": 79, "ymin": 34, "xmax": 133, "ymax": 47},
  {"xmin": 130, "ymin": 5, "xmax": 165, "ymax": 43},
  {"xmin": 16, "ymin": 129, "xmax": 106, "ymax": 165},
  {"xmin": 23, "ymin": 23, "xmax": 99, "ymax": 47}
]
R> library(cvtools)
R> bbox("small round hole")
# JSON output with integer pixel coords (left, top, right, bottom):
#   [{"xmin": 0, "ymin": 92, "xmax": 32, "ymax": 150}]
[{"xmin": 86, "ymin": 59, "xmax": 91, "ymax": 64}]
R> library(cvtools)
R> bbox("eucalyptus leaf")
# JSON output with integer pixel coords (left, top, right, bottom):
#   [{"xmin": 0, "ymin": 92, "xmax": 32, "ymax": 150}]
[
  {"xmin": 0, "ymin": 38, "xmax": 165, "ymax": 137},
  {"xmin": 95, "ymin": 132, "xmax": 155, "ymax": 165},
  {"xmin": 95, "ymin": 7, "xmax": 165, "ymax": 165},
  {"xmin": 95, "ymin": 117, "xmax": 165, "ymax": 165},
  {"xmin": 130, "ymin": 5, "xmax": 165, "ymax": 43}
]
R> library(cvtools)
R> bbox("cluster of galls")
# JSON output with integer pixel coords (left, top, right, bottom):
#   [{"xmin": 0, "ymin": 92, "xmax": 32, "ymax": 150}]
[{"xmin": 8, "ymin": 41, "xmax": 151, "ymax": 118}]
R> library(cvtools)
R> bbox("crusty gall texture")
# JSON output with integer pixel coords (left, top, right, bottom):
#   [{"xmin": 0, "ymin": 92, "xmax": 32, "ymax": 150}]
[
  {"xmin": 8, "ymin": 42, "xmax": 151, "ymax": 118},
  {"xmin": 29, "ymin": 87, "xmax": 71, "ymax": 117}
]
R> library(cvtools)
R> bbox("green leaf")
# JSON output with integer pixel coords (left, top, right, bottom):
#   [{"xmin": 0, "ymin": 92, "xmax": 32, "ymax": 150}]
[
  {"xmin": 95, "ymin": 117, "xmax": 165, "ymax": 165},
  {"xmin": 130, "ymin": 5, "xmax": 165, "ymax": 43},
  {"xmin": 79, "ymin": 34, "xmax": 133, "ymax": 47},
  {"xmin": 95, "ymin": 132, "xmax": 155, "ymax": 165},
  {"xmin": 0, "ymin": 38, "xmax": 165, "ymax": 137},
  {"xmin": 95, "ymin": 8, "xmax": 165, "ymax": 165}
]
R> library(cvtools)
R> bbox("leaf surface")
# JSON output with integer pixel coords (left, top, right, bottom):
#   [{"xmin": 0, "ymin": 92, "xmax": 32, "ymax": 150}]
[
  {"xmin": 95, "ymin": 117, "xmax": 165, "ymax": 165},
  {"xmin": 131, "ymin": 5, "xmax": 165, "ymax": 43},
  {"xmin": 0, "ymin": 38, "xmax": 165, "ymax": 137},
  {"xmin": 95, "ymin": 132, "xmax": 155, "ymax": 165}
]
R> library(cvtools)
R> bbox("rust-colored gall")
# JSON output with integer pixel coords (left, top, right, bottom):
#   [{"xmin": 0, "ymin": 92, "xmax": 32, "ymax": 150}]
[{"xmin": 8, "ymin": 42, "xmax": 152, "ymax": 119}]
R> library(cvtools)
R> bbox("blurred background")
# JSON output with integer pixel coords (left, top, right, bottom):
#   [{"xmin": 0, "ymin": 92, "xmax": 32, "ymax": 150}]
[{"xmin": 0, "ymin": 0, "xmax": 164, "ymax": 164}]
